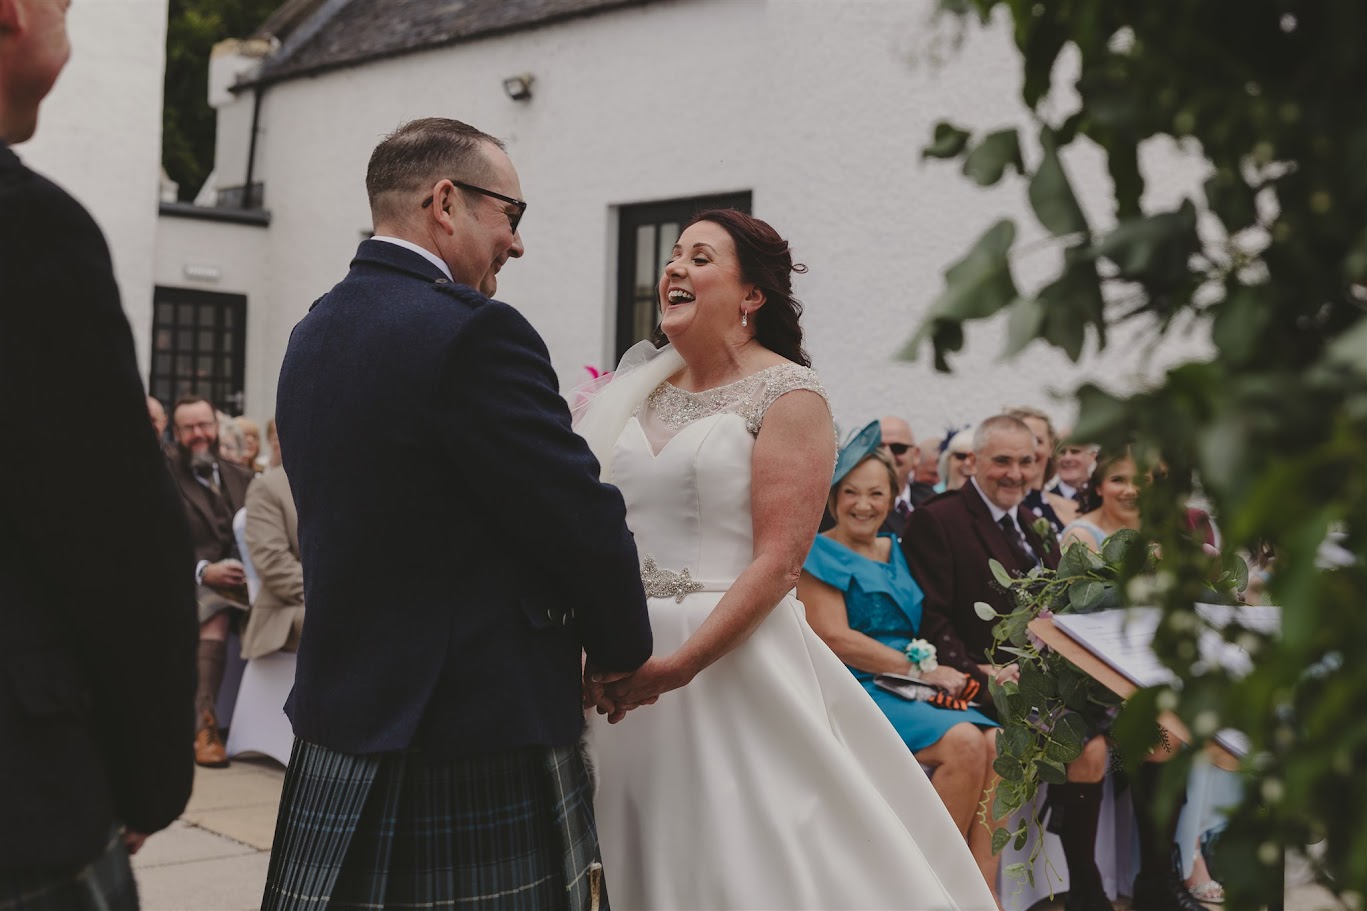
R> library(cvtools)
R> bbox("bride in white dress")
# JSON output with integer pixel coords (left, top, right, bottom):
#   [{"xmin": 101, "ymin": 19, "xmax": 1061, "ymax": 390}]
[{"xmin": 575, "ymin": 210, "xmax": 995, "ymax": 911}]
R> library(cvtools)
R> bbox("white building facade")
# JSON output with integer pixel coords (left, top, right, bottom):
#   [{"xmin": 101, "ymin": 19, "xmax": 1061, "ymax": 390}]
[
  {"xmin": 17, "ymin": 0, "xmax": 169, "ymax": 377},
  {"xmin": 155, "ymin": 0, "xmax": 1209, "ymax": 438}
]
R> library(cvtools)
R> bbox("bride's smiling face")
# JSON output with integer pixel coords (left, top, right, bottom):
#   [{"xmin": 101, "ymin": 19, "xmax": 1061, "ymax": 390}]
[{"xmin": 658, "ymin": 221, "xmax": 756, "ymax": 342}]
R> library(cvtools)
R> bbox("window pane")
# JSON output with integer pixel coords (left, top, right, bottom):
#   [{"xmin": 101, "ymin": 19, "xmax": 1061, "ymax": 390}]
[
  {"xmin": 222, "ymin": 356, "xmax": 233, "ymax": 377},
  {"xmin": 177, "ymin": 303, "xmax": 194, "ymax": 325},
  {"xmin": 221, "ymin": 334, "xmax": 233, "ymax": 353},
  {"xmin": 157, "ymin": 302, "xmax": 173, "ymax": 323},
  {"xmin": 176, "ymin": 329, "xmax": 192, "ymax": 351},
  {"xmin": 223, "ymin": 308, "xmax": 235, "ymax": 328},
  {"xmin": 152, "ymin": 380, "xmax": 170, "ymax": 399},
  {"xmin": 196, "ymin": 355, "xmax": 213, "ymax": 379},
  {"xmin": 634, "ymin": 225, "xmax": 655, "ymax": 299},
  {"xmin": 198, "ymin": 329, "xmax": 215, "ymax": 352},
  {"xmin": 154, "ymin": 353, "xmax": 171, "ymax": 375},
  {"xmin": 154, "ymin": 329, "xmax": 172, "ymax": 352},
  {"xmin": 198, "ymin": 304, "xmax": 216, "ymax": 327},
  {"xmin": 657, "ymin": 222, "xmax": 678, "ymax": 276}
]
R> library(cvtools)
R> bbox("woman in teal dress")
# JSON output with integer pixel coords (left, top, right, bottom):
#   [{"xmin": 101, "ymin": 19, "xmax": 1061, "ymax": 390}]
[{"xmin": 798, "ymin": 422, "xmax": 1003, "ymax": 904}]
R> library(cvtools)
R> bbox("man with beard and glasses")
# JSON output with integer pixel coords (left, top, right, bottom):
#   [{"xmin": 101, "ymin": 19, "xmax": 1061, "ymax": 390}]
[
  {"xmin": 167, "ymin": 395, "xmax": 254, "ymax": 767},
  {"xmin": 2, "ymin": 0, "xmax": 198, "ymax": 904}
]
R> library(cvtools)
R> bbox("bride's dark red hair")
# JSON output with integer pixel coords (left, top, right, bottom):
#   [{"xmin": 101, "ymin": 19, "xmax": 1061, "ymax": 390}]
[{"xmin": 676, "ymin": 208, "xmax": 812, "ymax": 368}]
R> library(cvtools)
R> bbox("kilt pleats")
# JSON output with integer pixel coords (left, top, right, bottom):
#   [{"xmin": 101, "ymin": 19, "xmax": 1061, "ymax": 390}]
[
  {"xmin": 262, "ymin": 738, "xmax": 607, "ymax": 911},
  {"xmin": 0, "ymin": 828, "xmax": 137, "ymax": 911}
]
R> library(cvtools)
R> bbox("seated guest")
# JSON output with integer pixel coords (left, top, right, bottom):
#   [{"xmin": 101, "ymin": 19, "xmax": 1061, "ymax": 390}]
[
  {"xmin": 936, "ymin": 428, "xmax": 975, "ymax": 492},
  {"xmin": 903, "ymin": 415, "xmax": 1111, "ymax": 911},
  {"xmin": 1049, "ymin": 435, "xmax": 1097, "ymax": 506},
  {"xmin": 1006, "ymin": 406, "xmax": 1078, "ymax": 534},
  {"xmin": 799, "ymin": 422, "xmax": 1004, "ymax": 903},
  {"xmin": 910, "ymin": 436, "xmax": 942, "ymax": 505},
  {"xmin": 1062, "ymin": 449, "xmax": 1226, "ymax": 910},
  {"xmin": 1060, "ymin": 449, "xmax": 1140, "ymax": 551},
  {"xmin": 241, "ymin": 428, "xmax": 304, "ymax": 659},
  {"xmin": 237, "ymin": 416, "xmax": 265, "ymax": 474},
  {"xmin": 168, "ymin": 396, "xmax": 254, "ymax": 767},
  {"xmin": 879, "ymin": 415, "xmax": 919, "ymax": 537}
]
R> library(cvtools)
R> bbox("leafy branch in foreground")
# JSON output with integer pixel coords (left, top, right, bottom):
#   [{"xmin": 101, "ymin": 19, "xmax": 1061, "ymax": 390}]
[{"xmin": 911, "ymin": 2, "xmax": 1367, "ymax": 905}]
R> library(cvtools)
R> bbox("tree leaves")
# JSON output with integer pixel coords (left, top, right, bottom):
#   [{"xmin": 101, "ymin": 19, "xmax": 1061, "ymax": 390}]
[
  {"xmin": 924, "ymin": 121, "xmax": 972, "ymax": 160},
  {"xmin": 900, "ymin": 220, "xmax": 1020, "ymax": 371},
  {"xmin": 963, "ymin": 129, "xmax": 1025, "ymax": 186},
  {"xmin": 1029, "ymin": 128, "xmax": 1090, "ymax": 238}
]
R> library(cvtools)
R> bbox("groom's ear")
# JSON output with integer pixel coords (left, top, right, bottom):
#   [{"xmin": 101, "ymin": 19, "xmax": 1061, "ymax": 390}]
[{"xmin": 424, "ymin": 179, "xmax": 459, "ymax": 234}]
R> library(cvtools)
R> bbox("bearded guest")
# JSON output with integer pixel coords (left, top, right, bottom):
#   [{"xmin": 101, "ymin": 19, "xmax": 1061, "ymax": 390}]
[{"xmin": 167, "ymin": 396, "xmax": 254, "ymax": 767}]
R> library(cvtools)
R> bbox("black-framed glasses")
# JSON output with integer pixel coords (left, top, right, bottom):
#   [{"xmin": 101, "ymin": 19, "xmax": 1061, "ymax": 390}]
[{"xmin": 423, "ymin": 180, "xmax": 526, "ymax": 233}]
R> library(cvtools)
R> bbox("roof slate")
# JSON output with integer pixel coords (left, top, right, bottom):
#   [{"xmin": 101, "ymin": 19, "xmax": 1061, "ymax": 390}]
[{"xmin": 249, "ymin": 0, "xmax": 665, "ymax": 86}]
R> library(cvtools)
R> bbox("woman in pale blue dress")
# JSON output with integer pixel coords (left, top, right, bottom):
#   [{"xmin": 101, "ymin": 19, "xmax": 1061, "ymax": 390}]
[{"xmin": 798, "ymin": 422, "xmax": 1002, "ymax": 904}]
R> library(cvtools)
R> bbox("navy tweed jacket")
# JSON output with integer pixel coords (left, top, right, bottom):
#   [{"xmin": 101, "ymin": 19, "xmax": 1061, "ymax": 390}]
[{"xmin": 276, "ymin": 240, "xmax": 652, "ymax": 756}]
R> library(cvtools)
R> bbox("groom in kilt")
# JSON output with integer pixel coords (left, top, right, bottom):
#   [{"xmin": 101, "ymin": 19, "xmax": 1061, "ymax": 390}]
[{"xmin": 264, "ymin": 118, "xmax": 653, "ymax": 910}]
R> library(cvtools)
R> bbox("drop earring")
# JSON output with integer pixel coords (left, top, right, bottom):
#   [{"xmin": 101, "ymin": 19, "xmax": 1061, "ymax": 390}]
[{"xmin": 741, "ymin": 310, "xmax": 749, "ymax": 327}]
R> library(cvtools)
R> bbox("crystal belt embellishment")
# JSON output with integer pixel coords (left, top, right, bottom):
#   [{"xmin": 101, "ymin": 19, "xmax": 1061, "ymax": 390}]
[{"xmin": 640, "ymin": 555, "xmax": 704, "ymax": 603}]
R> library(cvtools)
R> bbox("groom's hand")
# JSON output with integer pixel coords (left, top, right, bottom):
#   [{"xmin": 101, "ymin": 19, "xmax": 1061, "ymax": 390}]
[{"xmin": 583, "ymin": 665, "xmax": 633, "ymax": 718}]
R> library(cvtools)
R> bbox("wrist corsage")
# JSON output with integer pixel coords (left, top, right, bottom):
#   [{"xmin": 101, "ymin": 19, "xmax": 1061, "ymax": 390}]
[{"xmin": 903, "ymin": 638, "xmax": 938, "ymax": 675}]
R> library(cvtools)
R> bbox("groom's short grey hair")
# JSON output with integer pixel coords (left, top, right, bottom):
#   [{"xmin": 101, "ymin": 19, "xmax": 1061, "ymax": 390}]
[{"xmin": 366, "ymin": 118, "xmax": 505, "ymax": 224}]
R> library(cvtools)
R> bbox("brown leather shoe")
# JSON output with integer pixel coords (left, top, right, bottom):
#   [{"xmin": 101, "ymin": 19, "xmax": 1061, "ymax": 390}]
[{"xmin": 194, "ymin": 710, "xmax": 229, "ymax": 768}]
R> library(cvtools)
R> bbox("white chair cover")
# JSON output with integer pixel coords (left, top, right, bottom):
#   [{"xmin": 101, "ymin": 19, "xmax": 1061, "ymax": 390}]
[
  {"xmin": 999, "ymin": 776, "xmax": 1140, "ymax": 911},
  {"xmin": 223, "ymin": 650, "xmax": 297, "ymax": 766},
  {"xmin": 232, "ymin": 507, "xmax": 262, "ymax": 604}
]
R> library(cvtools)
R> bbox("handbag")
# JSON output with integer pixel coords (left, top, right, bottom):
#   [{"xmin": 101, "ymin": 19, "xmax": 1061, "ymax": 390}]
[{"xmin": 873, "ymin": 672, "xmax": 978, "ymax": 711}]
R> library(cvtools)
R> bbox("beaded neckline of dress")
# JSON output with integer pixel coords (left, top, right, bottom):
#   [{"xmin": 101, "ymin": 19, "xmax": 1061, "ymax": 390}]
[{"xmin": 639, "ymin": 363, "xmax": 825, "ymax": 435}]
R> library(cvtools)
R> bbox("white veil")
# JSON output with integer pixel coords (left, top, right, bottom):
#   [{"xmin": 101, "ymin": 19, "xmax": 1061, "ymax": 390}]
[{"xmin": 570, "ymin": 340, "xmax": 684, "ymax": 483}]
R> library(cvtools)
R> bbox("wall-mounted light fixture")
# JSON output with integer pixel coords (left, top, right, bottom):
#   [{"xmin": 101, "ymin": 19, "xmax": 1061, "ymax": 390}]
[{"xmin": 503, "ymin": 73, "xmax": 534, "ymax": 102}]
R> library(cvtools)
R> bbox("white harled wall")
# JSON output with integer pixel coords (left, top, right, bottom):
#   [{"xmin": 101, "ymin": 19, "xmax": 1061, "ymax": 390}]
[
  {"xmin": 205, "ymin": 0, "xmax": 1211, "ymax": 437},
  {"xmin": 17, "ymin": 0, "xmax": 169, "ymax": 379}
]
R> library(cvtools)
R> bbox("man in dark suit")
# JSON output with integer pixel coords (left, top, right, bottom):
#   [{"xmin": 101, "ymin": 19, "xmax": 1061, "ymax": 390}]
[
  {"xmin": 878, "ymin": 415, "xmax": 918, "ymax": 537},
  {"xmin": 902, "ymin": 414, "xmax": 1111, "ymax": 911},
  {"xmin": 1, "ymin": 0, "xmax": 198, "ymax": 904},
  {"xmin": 262, "ymin": 118, "xmax": 653, "ymax": 910},
  {"xmin": 166, "ymin": 396, "xmax": 255, "ymax": 767}
]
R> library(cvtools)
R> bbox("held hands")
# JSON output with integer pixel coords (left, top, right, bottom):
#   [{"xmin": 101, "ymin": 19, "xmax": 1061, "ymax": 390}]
[{"xmin": 582, "ymin": 656, "xmax": 691, "ymax": 724}]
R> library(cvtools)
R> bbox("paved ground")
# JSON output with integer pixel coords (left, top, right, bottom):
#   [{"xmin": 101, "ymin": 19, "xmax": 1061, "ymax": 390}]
[
  {"xmin": 132, "ymin": 758, "xmax": 1337, "ymax": 911},
  {"xmin": 132, "ymin": 758, "xmax": 283, "ymax": 911}
]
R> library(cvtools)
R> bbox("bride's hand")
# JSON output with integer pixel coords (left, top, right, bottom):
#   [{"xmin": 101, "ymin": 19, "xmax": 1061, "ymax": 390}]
[{"xmin": 602, "ymin": 656, "xmax": 690, "ymax": 721}]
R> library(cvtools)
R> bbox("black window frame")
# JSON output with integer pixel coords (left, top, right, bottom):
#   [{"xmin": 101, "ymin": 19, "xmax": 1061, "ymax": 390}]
[{"xmin": 148, "ymin": 286, "xmax": 248, "ymax": 416}]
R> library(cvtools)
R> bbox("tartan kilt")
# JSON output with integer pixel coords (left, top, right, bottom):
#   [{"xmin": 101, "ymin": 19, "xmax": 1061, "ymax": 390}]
[
  {"xmin": 262, "ymin": 738, "xmax": 608, "ymax": 911},
  {"xmin": 0, "ymin": 828, "xmax": 137, "ymax": 911}
]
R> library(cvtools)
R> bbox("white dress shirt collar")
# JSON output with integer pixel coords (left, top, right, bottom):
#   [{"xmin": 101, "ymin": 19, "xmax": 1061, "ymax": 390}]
[
  {"xmin": 372, "ymin": 236, "xmax": 454, "ymax": 282},
  {"xmin": 969, "ymin": 477, "xmax": 1020, "ymax": 527}
]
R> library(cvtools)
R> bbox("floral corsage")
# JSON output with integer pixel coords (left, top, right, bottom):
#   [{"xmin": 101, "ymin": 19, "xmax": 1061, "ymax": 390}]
[{"xmin": 903, "ymin": 638, "xmax": 939, "ymax": 676}]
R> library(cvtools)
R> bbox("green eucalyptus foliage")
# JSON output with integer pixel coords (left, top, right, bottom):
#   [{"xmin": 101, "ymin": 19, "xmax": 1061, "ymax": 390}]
[{"xmin": 912, "ymin": 2, "xmax": 1367, "ymax": 905}]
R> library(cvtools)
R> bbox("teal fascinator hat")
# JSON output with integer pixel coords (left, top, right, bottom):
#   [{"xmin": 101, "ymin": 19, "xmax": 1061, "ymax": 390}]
[{"xmin": 832, "ymin": 420, "xmax": 882, "ymax": 487}]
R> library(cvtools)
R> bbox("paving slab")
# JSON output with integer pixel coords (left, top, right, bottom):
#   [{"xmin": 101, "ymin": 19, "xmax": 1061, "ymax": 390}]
[
  {"xmin": 186, "ymin": 759, "xmax": 285, "ymax": 814},
  {"xmin": 131, "ymin": 820, "xmax": 255, "ymax": 869},
  {"xmin": 135, "ymin": 849, "xmax": 271, "ymax": 911},
  {"xmin": 181, "ymin": 805, "xmax": 279, "ymax": 852}
]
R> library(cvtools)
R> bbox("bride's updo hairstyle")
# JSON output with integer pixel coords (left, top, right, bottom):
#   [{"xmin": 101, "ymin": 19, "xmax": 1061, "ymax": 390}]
[{"xmin": 687, "ymin": 208, "xmax": 811, "ymax": 368}]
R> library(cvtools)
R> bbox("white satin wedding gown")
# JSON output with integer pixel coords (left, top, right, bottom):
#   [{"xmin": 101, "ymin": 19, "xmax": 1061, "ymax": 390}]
[{"xmin": 580, "ymin": 349, "xmax": 995, "ymax": 911}]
